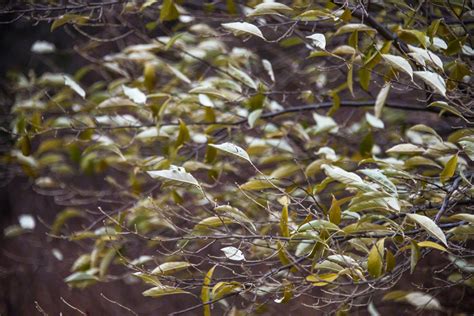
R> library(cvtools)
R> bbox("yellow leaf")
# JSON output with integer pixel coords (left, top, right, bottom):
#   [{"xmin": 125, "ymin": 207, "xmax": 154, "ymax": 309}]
[
  {"xmin": 201, "ymin": 265, "xmax": 217, "ymax": 316},
  {"xmin": 159, "ymin": 0, "xmax": 179, "ymax": 22},
  {"xmin": 280, "ymin": 204, "xmax": 289, "ymax": 237},
  {"xmin": 306, "ymin": 273, "xmax": 339, "ymax": 286},
  {"xmin": 440, "ymin": 154, "xmax": 458, "ymax": 183},
  {"xmin": 417, "ymin": 241, "xmax": 447, "ymax": 252},
  {"xmin": 367, "ymin": 239, "xmax": 385, "ymax": 278},
  {"xmin": 211, "ymin": 281, "xmax": 241, "ymax": 301},
  {"xmin": 328, "ymin": 195, "xmax": 341, "ymax": 225}
]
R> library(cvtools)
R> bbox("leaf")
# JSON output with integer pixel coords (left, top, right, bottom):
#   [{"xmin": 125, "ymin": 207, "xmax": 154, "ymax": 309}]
[
  {"xmin": 239, "ymin": 179, "xmax": 274, "ymax": 190},
  {"xmin": 306, "ymin": 273, "xmax": 339, "ymax": 286},
  {"xmin": 366, "ymin": 112, "xmax": 385, "ymax": 129},
  {"xmin": 313, "ymin": 113, "xmax": 338, "ymax": 134},
  {"xmin": 417, "ymin": 241, "xmax": 447, "ymax": 252},
  {"xmin": 298, "ymin": 219, "xmax": 340, "ymax": 232},
  {"xmin": 428, "ymin": 101, "xmax": 466, "ymax": 121},
  {"xmin": 221, "ymin": 22, "xmax": 265, "ymax": 40},
  {"xmin": 407, "ymin": 214, "xmax": 448, "ymax": 246},
  {"xmin": 335, "ymin": 23, "xmax": 375, "ymax": 35},
  {"xmin": 51, "ymin": 14, "xmax": 88, "ymax": 31},
  {"xmin": 64, "ymin": 271, "xmax": 98, "ymax": 284},
  {"xmin": 99, "ymin": 248, "xmax": 117, "ymax": 278},
  {"xmin": 151, "ymin": 262, "xmax": 193, "ymax": 275},
  {"xmin": 193, "ymin": 216, "xmax": 235, "ymax": 233},
  {"xmin": 167, "ymin": 64, "xmax": 191, "ymax": 84},
  {"xmin": 159, "ymin": 0, "xmax": 179, "ymax": 22},
  {"xmin": 64, "ymin": 75, "xmax": 85, "ymax": 98},
  {"xmin": 367, "ymin": 239, "xmax": 385, "ymax": 278},
  {"xmin": 248, "ymin": 2, "xmax": 293, "ymax": 17},
  {"xmin": 147, "ymin": 166, "xmax": 200, "ymax": 187},
  {"xmin": 248, "ymin": 109, "xmax": 262, "ymax": 128},
  {"xmin": 413, "ymin": 71, "xmax": 446, "ymax": 98},
  {"xmin": 51, "ymin": 208, "xmax": 83, "ymax": 235},
  {"xmin": 386, "ymin": 143, "xmax": 424, "ymax": 154},
  {"xmin": 142, "ymin": 285, "xmax": 191, "ymax": 297},
  {"xmin": 228, "ymin": 64, "xmax": 258, "ymax": 90},
  {"xmin": 439, "ymin": 154, "xmax": 458, "ymax": 183},
  {"xmin": 382, "ymin": 54, "xmax": 413, "ymax": 79},
  {"xmin": 359, "ymin": 169, "xmax": 397, "ymax": 195},
  {"xmin": 410, "ymin": 240, "xmax": 420, "ymax": 274},
  {"xmin": 306, "ymin": 33, "xmax": 326, "ymax": 50},
  {"xmin": 211, "ymin": 282, "xmax": 241, "ymax": 300},
  {"xmin": 214, "ymin": 205, "xmax": 256, "ymax": 231},
  {"xmin": 123, "ymin": 85, "xmax": 147, "ymax": 104},
  {"xmin": 209, "ymin": 142, "xmax": 251, "ymax": 162},
  {"xmin": 405, "ymin": 292, "xmax": 442, "ymax": 310},
  {"xmin": 321, "ymin": 164, "xmax": 373, "ymax": 191},
  {"xmin": 201, "ymin": 265, "xmax": 217, "ymax": 316},
  {"xmin": 262, "ymin": 59, "xmax": 275, "ymax": 82},
  {"xmin": 328, "ymin": 195, "xmax": 341, "ymax": 225},
  {"xmin": 280, "ymin": 203, "xmax": 289, "ymax": 237},
  {"xmin": 374, "ymin": 84, "xmax": 391, "ymax": 118},
  {"xmin": 221, "ymin": 246, "xmax": 246, "ymax": 261}
]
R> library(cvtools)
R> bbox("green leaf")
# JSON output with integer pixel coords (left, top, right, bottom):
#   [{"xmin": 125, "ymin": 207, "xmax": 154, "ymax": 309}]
[
  {"xmin": 221, "ymin": 22, "xmax": 265, "ymax": 40},
  {"xmin": 201, "ymin": 265, "xmax": 217, "ymax": 316},
  {"xmin": 143, "ymin": 285, "xmax": 191, "ymax": 297},
  {"xmin": 151, "ymin": 261, "xmax": 193, "ymax": 275},
  {"xmin": 367, "ymin": 239, "xmax": 385, "ymax": 278},
  {"xmin": 209, "ymin": 142, "xmax": 251, "ymax": 162},
  {"xmin": 51, "ymin": 208, "xmax": 83, "ymax": 235},
  {"xmin": 407, "ymin": 214, "xmax": 448, "ymax": 246},
  {"xmin": 439, "ymin": 154, "xmax": 458, "ymax": 183}
]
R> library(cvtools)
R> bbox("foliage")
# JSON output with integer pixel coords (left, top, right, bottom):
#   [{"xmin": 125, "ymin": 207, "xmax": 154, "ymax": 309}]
[{"xmin": 2, "ymin": 0, "xmax": 474, "ymax": 314}]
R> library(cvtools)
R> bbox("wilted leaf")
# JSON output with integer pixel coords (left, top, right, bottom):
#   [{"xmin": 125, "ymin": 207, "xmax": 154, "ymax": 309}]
[
  {"xmin": 439, "ymin": 154, "xmax": 457, "ymax": 183},
  {"xmin": 374, "ymin": 84, "xmax": 391, "ymax": 118},
  {"xmin": 143, "ymin": 285, "xmax": 191, "ymax": 297},
  {"xmin": 407, "ymin": 214, "xmax": 448, "ymax": 246},
  {"xmin": 414, "ymin": 71, "xmax": 446, "ymax": 98},
  {"xmin": 64, "ymin": 75, "xmax": 85, "ymax": 98},
  {"xmin": 209, "ymin": 142, "xmax": 251, "ymax": 162},
  {"xmin": 221, "ymin": 246, "xmax": 246, "ymax": 261},
  {"xmin": 147, "ymin": 166, "xmax": 200, "ymax": 187},
  {"xmin": 306, "ymin": 33, "xmax": 326, "ymax": 50},
  {"xmin": 367, "ymin": 239, "xmax": 385, "ymax": 278},
  {"xmin": 123, "ymin": 85, "xmax": 147, "ymax": 104},
  {"xmin": 201, "ymin": 265, "xmax": 217, "ymax": 316},
  {"xmin": 382, "ymin": 54, "xmax": 413, "ymax": 79},
  {"xmin": 306, "ymin": 273, "xmax": 339, "ymax": 286},
  {"xmin": 221, "ymin": 22, "xmax": 265, "ymax": 40},
  {"xmin": 151, "ymin": 261, "xmax": 193, "ymax": 275}
]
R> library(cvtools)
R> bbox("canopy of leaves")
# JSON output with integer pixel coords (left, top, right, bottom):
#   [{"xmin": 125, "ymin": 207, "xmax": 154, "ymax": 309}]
[{"xmin": 1, "ymin": 0, "xmax": 473, "ymax": 315}]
